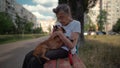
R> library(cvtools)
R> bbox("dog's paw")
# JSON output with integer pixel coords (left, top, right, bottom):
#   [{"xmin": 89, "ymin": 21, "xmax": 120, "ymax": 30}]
[
  {"xmin": 46, "ymin": 58, "xmax": 50, "ymax": 61},
  {"xmin": 42, "ymin": 56, "xmax": 50, "ymax": 61}
]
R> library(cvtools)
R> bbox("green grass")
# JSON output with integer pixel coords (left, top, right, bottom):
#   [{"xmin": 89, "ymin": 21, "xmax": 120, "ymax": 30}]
[
  {"xmin": 79, "ymin": 35, "xmax": 120, "ymax": 68},
  {"xmin": 0, "ymin": 34, "xmax": 48, "ymax": 44}
]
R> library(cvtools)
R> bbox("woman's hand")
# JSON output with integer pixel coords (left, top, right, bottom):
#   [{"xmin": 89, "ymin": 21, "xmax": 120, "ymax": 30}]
[
  {"xmin": 53, "ymin": 31, "xmax": 63, "ymax": 36},
  {"xmin": 51, "ymin": 30, "xmax": 79, "ymax": 49},
  {"xmin": 53, "ymin": 31, "xmax": 74, "ymax": 49},
  {"xmin": 56, "ymin": 31, "xmax": 79, "ymax": 49},
  {"xmin": 49, "ymin": 31, "xmax": 63, "ymax": 39}
]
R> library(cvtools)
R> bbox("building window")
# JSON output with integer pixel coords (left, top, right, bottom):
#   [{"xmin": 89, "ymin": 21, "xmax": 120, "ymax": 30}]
[
  {"xmin": 6, "ymin": 8, "xmax": 8, "ymax": 11},
  {"xmin": 117, "ymin": 9, "xmax": 119, "ymax": 12}
]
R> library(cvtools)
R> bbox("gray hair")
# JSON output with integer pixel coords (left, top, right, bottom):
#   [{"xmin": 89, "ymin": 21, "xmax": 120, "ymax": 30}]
[{"xmin": 53, "ymin": 4, "xmax": 71, "ymax": 15}]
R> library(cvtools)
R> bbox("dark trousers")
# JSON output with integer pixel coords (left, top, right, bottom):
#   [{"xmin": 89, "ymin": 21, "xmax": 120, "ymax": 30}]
[{"xmin": 22, "ymin": 48, "xmax": 68, "ymax": 68}]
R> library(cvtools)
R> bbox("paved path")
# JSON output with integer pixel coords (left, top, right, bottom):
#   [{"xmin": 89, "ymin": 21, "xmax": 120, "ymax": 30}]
[{"xmin": 0, "ymin": 36, "xmax": 48, "ymax": 68}]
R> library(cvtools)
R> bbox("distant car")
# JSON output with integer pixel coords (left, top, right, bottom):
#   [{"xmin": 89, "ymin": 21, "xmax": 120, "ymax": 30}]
[
  {"xmin": 108, "ymin": 31, "xmax": 116, "ymax": 35},
  {"xmin": 84, "ymin": 32, "xmax": 88, "ymax": 35},
  {"xmin": 96, "ymin": 31, "xmax": 106, "ymax": 35},
  {"xmin": 90, "ymin": 32, "xmax": 96, "ymax": 35}
]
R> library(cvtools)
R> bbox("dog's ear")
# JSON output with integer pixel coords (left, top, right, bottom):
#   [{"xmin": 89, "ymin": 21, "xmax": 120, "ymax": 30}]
[
  {"xmin": 55, "ymin": 25, "xmax": 58, "ymax": 29},
  {"xmin": 53, "ymin": 25, "xmax": 66, "ymax": 33},
  {"xmin": 53, "ymin": 25, "xmax": 58, "ymax": 29},
  {"xmin": 61, "ymin": 27, "xmax": 66, "ymax": 33},
  {"xmin": 53, "ymin": 25, "xmax": 56, "ymax": 29},
  {"xmin": 53, "ymin": 25, "xmax": 59, "ymax": 32},
  {"xmin": 53, "ymin": 25, "xmax": 56, "ymax": 32}
]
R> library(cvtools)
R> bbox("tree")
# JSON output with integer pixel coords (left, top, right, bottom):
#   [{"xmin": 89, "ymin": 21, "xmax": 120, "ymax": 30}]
[
  {"xmin": 84, "ymin": 23, "xmax": 96, "ymax": 32},
  {"xmin": 33, "ymin": 24, "xmax": 43, "ymax": 34},
  {"xmin": 15, "ymin": 14, "xmax": 26, "ymax": 34},
  {"xmin": 58, "ymin": 0, "xmax": 98, "ymax": 44},
  {"xmin": 0, "ymin": 12, "xmax": 15, "ymax": 34},
  {"xmin": 84, "ymin": 14, "xmax": 96, "ymax": 31},
  {"xmin": 97, "ymin": 10, "xmax": 108, "ymax": 31},
  {"xmin": 33, "ymin": 27, "xmax": 43, "ymax": 34},
  {"xmin": 112, "ymin": 19, "xmax": 120, "ymax": 33},
  {"xmin": 24, "ymin": 22, "xmax": 34, "ymax": 34}
]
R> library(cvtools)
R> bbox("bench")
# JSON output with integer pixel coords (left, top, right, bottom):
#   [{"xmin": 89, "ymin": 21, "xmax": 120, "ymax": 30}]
[{"xmin": 44, "ymin": 54, "xmax": 86, "ymax": 68}]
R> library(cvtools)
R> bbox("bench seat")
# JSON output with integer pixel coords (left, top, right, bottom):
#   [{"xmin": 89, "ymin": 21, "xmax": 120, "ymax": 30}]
[{"xmin": 44, "ymin": 54, "xmax": 86, "ymax": 68}]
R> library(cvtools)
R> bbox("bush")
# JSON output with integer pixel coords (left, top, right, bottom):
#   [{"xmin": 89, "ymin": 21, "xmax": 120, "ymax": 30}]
[
  {"xmin": 0, "ymin": 34, "xmax": 47, "ymax": 44},
  {"xmin": 0, "ymin": 12, "xmax": 15, "ymax": 34},
  {"xmin": 113, "ymin": 19, "xmax": 120, "ymax": 33}
]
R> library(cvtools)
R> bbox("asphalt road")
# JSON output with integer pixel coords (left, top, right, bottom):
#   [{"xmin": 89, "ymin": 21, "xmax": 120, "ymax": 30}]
[{"xmin": 0, "ymin": 36, "xmax": 48, "ymax": 68}]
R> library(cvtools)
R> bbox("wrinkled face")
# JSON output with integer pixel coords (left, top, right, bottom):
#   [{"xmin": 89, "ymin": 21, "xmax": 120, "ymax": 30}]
[{"xmin": 56, "ymin": 11, "xmax": 70, "ymax": 26}]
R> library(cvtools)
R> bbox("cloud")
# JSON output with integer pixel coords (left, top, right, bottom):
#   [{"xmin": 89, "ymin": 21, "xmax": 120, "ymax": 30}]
[
  {"xmin": 32, "ymin": 11, "xmax": 54, "ymax": 20},
  {"xmin": 32, "ymin": 0, "xmax": 58, "ymax": 7},
  {"xmin": 22, "ymin": 0, "xmax": 58, "ymax": 20}
]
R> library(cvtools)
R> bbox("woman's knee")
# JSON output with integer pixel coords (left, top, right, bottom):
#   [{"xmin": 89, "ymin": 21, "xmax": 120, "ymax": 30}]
[
  {"xmin": 45, "ymin": 48, "xmax": 68, "ymax": 59},
  {"xmin": 27, "ymin": 57, "xmax": 43, "ymax": 68},
  {"xmin": 22, "ymin": 50, "xmax": 34, "ymax": 68}
]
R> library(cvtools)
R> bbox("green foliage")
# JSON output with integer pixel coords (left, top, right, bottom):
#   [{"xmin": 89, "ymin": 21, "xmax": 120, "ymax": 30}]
[
  {"xmin": 84, "ymin": 24, "xmax": 90, "ymax": 31},
  {"xmin": 113, "ymin": 19, "xmax": 120, "ymax": 33},
  {"xmin": 33, "ymin": 27, "xmax": 43, "ymax": 34},
  {"xmin": 89, "ymin": 24, "xmax": 96, "ymax": 31},
  {"xmin": 97, "ymin": 10, "xmax": 108, "ymax": 31},
  {"xmin": 84, "ymin": 23, "xmax": 96, "ymax": 31},
  {"xmin": 0, "ymin": 34, "xmax": 47, "ymax": 44},
  {"xmin": 84, "ymin": 15, "xmax": 96, "ymax": 31},
  {"xmin": 24, "ymin": 22, "xmax": 34, "ymax": 33},
  {"xmin": 15, "ymin": 14, "xmax": 34, "ymax": 34},
  {"xmin": 15, "ymin": 14, "xmax": 26, "ymax": 34},
  {"xmin": 0, "ymin": 12, "xmax": 15, "ymax": 34}
]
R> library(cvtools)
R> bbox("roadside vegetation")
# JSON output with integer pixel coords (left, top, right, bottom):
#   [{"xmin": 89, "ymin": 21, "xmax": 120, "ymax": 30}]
[
  {"xmin": 0, "ymin": 12, "xmax": 47, "ymax": 44},
  {"xmin": 79, "ymin": 35, "xmax": 120, "ymax": 68},
  {"xmin": 0, "ymin": 34, "xmax": 48, "ymax": 44}
]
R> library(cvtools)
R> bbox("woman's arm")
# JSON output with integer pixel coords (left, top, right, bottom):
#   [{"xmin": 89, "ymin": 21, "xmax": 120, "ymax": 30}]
[{"xmin": 54, "ymin": 31, "xmax": 79, "ymax": 49}]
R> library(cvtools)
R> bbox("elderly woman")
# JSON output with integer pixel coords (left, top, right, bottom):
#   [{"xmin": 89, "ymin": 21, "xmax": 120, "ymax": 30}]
[{"xmin": 22, "ymin": 4, "xmax": 81, "ymax": 68}]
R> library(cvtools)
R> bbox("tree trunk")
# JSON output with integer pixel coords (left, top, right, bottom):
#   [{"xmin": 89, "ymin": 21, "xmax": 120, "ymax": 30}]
[{"xmin": 68, "ymin": 0, "xmax": 85, "ymax": 46}]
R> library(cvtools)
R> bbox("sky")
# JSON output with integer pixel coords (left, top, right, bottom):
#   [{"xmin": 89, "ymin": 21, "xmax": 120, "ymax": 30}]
[{"xmin": 16, "ymin": 0, "xmax": 58, "ymax": 21}]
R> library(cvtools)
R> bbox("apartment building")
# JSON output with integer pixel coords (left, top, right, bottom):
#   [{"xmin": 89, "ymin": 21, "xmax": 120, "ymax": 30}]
[
  {"xmin": 0, "ymin": 0, "xmax": 36, "ymax": 28},
  {"xmin": 15, "ymin": 3, "xmax": 36, "ymax": 24},
  {"xmin": 0, "ymin": 0, "xmax": 17, "ymax": 26},
  {"xmin": 88, "ymin": 0, "xmax": 120, "ymax": 31},
  {"xmin": 0, "ymin": 0, "xmax": 6, "ymax": 12},
  {"xmin": 0, "ymin": 0, "xmax": 15, "ymax": 13},
  {"xmin": 102, "ymin": 0, "xmax": 120, "ymax": 31}
]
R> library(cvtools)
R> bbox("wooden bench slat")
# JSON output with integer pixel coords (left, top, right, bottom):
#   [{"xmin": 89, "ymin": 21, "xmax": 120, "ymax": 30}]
[
  {"xmin": 58, "ymin": 58, "xmax": 72, "ymax": 68},
  {"xmin": 72, "ymin": 55, "xmax": 86, "ymax": 68},
  {"xmin": 44, "ymin": 54, "xmax": 86, "ymax": 68},
  {"xmin": 44, "ymin": 60, "xmax": 57, "ymax": 68}
]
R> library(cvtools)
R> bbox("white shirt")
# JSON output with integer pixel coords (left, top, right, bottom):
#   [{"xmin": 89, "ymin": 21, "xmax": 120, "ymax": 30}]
[{"xmin": 56, "ymin": 20, "xmax": 81, "ymax": 54}]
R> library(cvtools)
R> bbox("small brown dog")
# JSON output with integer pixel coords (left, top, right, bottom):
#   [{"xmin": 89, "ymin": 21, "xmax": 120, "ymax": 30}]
[{"xmin": 33, "ymin": 25, "xmax": 66, "ymax": 61}]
